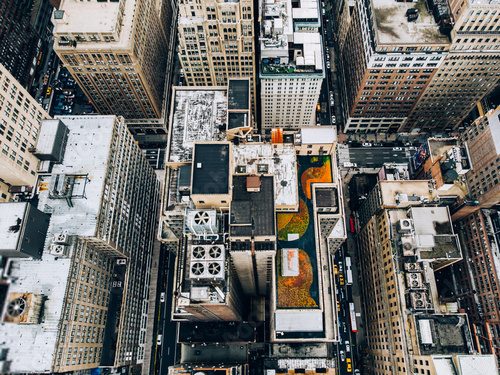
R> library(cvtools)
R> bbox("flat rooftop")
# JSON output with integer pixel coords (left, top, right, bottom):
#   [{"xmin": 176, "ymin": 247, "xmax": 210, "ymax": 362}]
[
  {"xmin": 54, "ymin": 0, "xmax": 134, "ymax": 49},
  {"xmin": 192, "ymin": 143, "xmax": 230, "ymax": 195},
  {"xmin": 167, "ymin": 88, "xmax": 227, "ymax": 164},
  {"xmin": 300, "ymin": 127, "xmax": 336, "ymax": 144},
  {"xmin": 232, "ymin": 144, "xmax": 298, "ymax": 208},
  {"xmin": 380, "ymin": 180, "xmax": 435, "ymax": 207},
  {"xmin": 228, "ymin": 79, "xmax": 250, "ymax": 110},
  {"xmin": 0, "ymin": 202, "xmax": 27, "ymax": 251},
  {"xmin": 230, "ymin": 176, "xmax": 275, "ymax": 237},
  {"xmin": 315, "ymin": 187, "xmax": 339, "ymax": 211},
  {"xmin": 228, "ymin": 112, "xmax": 249, "ymax": 130},
  {"xmin": 427, "ymin": 138, "xmax": 458, "ymax": 162},
  {"xmin": 0, "ymin": 257, "xmax": 72, "ymax": 373},
  {"xmin": 371, "ymin": 0, "xmax": 450, "ymax": 45},
  {"xmin": 415, "ymin": 314, "xmax": 473, "ymax": 355}
]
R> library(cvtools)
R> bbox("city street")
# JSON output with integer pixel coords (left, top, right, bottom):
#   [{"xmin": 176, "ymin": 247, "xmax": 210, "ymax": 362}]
[{"xmin": 150, "ymin": 249, "xmax": 177, "ymax": 375}]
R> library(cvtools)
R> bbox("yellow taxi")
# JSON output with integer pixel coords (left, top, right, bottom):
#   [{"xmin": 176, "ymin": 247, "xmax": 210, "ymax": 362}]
[
  {"xmin": 337, "ymin": 300, "xmax": 341, "ymax": 312},
  {"xmin": 334, "ymin": 264, "xmax": 339, "ymax": 275},
  {"xmin": 339, "ymin": 273, "xmax": 345, "ymax": 286},
  {"xmin": 346, "ymin": 358, "xmax": 352, "ymax": 372}
]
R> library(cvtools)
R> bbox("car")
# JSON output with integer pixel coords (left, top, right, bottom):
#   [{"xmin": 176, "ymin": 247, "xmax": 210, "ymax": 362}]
[
  {"xmin": 326, "ymin": 61, "xmax": 331, "ymax": 69},
  {"xmin": 160, "ymin": 292, "xmax": 165, "ymax": 303},
  {"xmin": 345, "ymin": 340, "xmax": 351, "ymax": 352},
  {"xmin": 334, "ymin": 264, "xmax": 339, "ymax": 274},
  {"xmin": 157, "ymin": 334, "xmax": 162, "ymax": 345},
  {"xmin": 337, "ymin": 300, "xmax": 341, "ymax": 312},
  {"xmin": 340, "ymin": 350, "xmax": 346, "ymax": 362},
  {"xmin": 354, "ymin": 370, "xmax": 360, "ymax": 375},
  {"xmin": 346, "ymin": 358, "xmax": 352, "ymax": 372},
  {"xmin": 340, "ymin": 288, "xmax": 345, "ymax": 300},
  {"xmin": 331, "ymin": 115, "xmax": 336, "ymax": 124},
  {"xmin": 339, "ymin": 273, "xmax": 345, "ymax": 286},
  {"xmin": 392, "ymin": 147, "xmax": 403, "ymax": 151},
  {"xmin": 362, "ymin": 142, "xmax": 372, "ymax": 147}
]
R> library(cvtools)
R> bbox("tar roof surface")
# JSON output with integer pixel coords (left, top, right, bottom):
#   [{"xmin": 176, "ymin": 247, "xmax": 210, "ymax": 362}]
[
  {"xmin": 192, "ymin": 143, "xmax": 230, "ymax": 195},
  {"xmin": 230, "ymin": 176, "xmax": 275, "ymax": 237},
  {"xmin": 315, "ymin": 187, "xmax": 338, "ymax": 209},
  {"xmin": 228, "ymin": 112, "xmax": 248, "ymax": 129}
]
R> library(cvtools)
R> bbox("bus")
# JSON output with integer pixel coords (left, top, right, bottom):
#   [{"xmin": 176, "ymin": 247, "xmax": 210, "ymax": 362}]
[
  {"xmin": 349, "ymin": 302, "xmax": 358, "ymax": 333},
  {"xmin": 346, "ymin": 257, "xmax": 353, "ymax": 285},
  {"xmin": 349, "ymin": 215, "xmax": 356, "ymax": 233}
]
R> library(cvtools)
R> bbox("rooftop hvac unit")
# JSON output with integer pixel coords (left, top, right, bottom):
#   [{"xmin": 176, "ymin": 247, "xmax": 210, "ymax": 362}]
[
  {"xmin": 53, "ymin": 233, "xmax": 69, "ymax": 244},
  {"xmin": 399, "ymin": 219, "xmax": 414, "ymax": 233},
  {"xmin": 401, "ymin": 236, "xmax": 415, "ymax": 256},
  {"xmin": 404, "ymin": 262, "xmax": 422, "ymax": 272},
  {"xmin": 188, "ymin": 244, "xmax": 225, "ymax": 280},
  {"xmin": 406, "ymin": 272, "xmax": 424, "ymax": 289},
  {"xmin": 410, "ymin": 291, "xmax": 430, "ymax": 310},
  {"xmin": 50, "ymin": 244, "xmax": 68, "ymax": 257},
  {"xmin": 186, "ymin": 209, "xmax": 218, "ymax": 236},
  {"xmin": 2, "ymin": 293, "xmax": 43, "ymax": 324}
]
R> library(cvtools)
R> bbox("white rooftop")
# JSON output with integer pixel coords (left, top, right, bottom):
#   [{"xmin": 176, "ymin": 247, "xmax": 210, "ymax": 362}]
[
  {"xmin": 275, "ymin": 310, "xmax": 323, "ymax": 332},
  {"xmin": 167, "ymin": 88, "xmax": 227, "ymax": 164},
  {"xmin": 232, "ymin": 144, "xmax": 298, "ymax": 208},
  {"xmin": 0, "ymin": 257, "xmax": 72, "ymax": 373},
  {"xmin": 432, "ymin": 355, "xmax": 498, "ymax": 375},
  {"xmin": 487, "ymin": 107, "xmax": 500, "ymax": 154},
  {"xmin": 300, "ymin": 127, "xmax": 336, "ymax": 144},
  {"xmin": 54, "ymin": 0, "xmax": 134, "ymax": 49},
  {"xmin": 36, "ymin": 116, "xmax": 115, "ymax": 238},
  {"xmin": 0, "ymin": 202, "xmax": 27, "ymax": 251}
]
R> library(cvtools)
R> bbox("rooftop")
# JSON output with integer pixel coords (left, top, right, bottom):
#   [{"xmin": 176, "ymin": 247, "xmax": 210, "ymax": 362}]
[
  {"xmin": 227, "ymin": 79, "xmax": 250, "ymax": 110},
  {"xmin": 300, "ymin": 127, "xmax": 337, "ymax": 144},
  {"xmin": 53, "ymin": 0, "xmax": 134, "ymax": 49},
  {"xmin": 0, "ymin": 256, "xmax": 72, "ymax": 373},
  {"xmin": 167, "ymin": 88, "xmax": 227, "ymax": 164},
  {"xmin": 315, "ymin": 187, "xmax": 339, "ymax": 211},
  {"xmin": 379, "ymin": 180, "xmax": 435, "ymax": 207},
  {"xmin": 192, "ymin": 143, "xmax": 230, "ymax": 195},
  {"xmin": 371, "ymin": 0, "xmax": 450, "ymax": 45},
  {"xmin": 232, "ymin": 144, "xmax": 298, "ymax": 208},
  {"xmin": 230, "ymin": 176, "xmax": 275, "ymax": 238},
  {"xmin": 415, "ymin": 314, "xmax": 473, "ymax": 355},
  {"xmin": 260, "ymin": 0, "xmax": 323, "ymax": 75}
]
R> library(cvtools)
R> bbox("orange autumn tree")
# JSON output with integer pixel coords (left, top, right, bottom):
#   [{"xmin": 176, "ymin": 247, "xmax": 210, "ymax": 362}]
[
  {"xmin": 301, "ymin": 158, "xmax": 332, "ymax": 199},
  {"xmin": 277, "ymin": 249, "xmax": 317, "ymax": 308}
]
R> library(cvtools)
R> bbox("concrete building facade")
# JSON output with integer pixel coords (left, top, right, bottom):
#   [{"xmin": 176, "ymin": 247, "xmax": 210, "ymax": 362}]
[
  {"xmin": 259, "ymin": 0, "xmax": 324, "ymax": 130},
  {"xmin": 0, "ymin": 64, "xmax": 49, "ymax": 202},
  {"xmin": 52, "ymin": 0, "xmax": 173, "ymax": 119},
  {"xmin": 177, "ymin": 0, "xmax": 256, "ymax": 111},
  {"xmin": 0, "ymin": 116, "xmax": 159, "ymax": 373}
]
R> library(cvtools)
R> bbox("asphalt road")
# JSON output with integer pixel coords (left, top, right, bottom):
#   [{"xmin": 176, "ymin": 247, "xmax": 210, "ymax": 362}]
[
  {"xmin": 151, "ymin": 250, "xmax": 177, "ymax": 375},
  {"xmin": 348, "ymin": 147, "xmax": 409, "ymax": 168},
  {"xmin": 334, "ymin": 246, "xmax": 357, "ymax": 374}
]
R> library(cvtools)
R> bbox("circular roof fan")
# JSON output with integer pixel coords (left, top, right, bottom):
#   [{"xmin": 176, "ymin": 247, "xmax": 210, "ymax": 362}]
[
  {"xmin": 403, "ymin": 242, "xmax": 413, "ymax": 250},
  {"xmin": 411, "ymin": 273, "xmax": 418, "ymax": 279},
  {"xmin": 208, "ymin": 262, "xmax": 221, "ymax": 275},
  {"xmin": 194, "ymin": 211, "xmax": 211, "ymax": 225},
  {"xmin": 191, "ymin": 262, "xmax": 205, "ymax": 276},
  {"xmin": 7, "ymin": 297, "xmax": 27, "ymax": 317},
  {"xmin": 209, "ymin": 246, "xmax": 222, "ymax": 259},
  {"xmin": 192, "ymin": 246, "xmax": 205, "ymax": 259}
]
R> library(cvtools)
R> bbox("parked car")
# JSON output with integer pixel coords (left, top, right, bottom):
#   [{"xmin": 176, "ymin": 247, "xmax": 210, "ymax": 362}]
[
  {"xmin": 392, "ymin": 147, "xmax": 403, "ymax": 151},
  {"xmin": 345, "ymin": 340, "xmax": 351, "ymax": 352},
  {"xmin": 160, "ymin": 292, "xmax": 165, "ymax": 303},
  {"xmin": 340, "ymin": 350, "xmax": 346, "ymax": 362},
  {"xmin": 157, "ymin": 334, "xmax": 162, "ymax": 345},
  {"xmin": 362, "ymin": 142, "xmax": 372, "ymax": 147}
]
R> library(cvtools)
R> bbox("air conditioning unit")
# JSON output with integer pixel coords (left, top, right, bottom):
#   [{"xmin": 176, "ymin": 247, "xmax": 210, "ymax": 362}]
[
  {"xmin": 410, "ymin": 291, "xmax": 430, "ymax": 310},
  {"xmin": 401, "ymin": 236, "xmax": 415, "ymax": 256},
  {"xmin": 208, "ymin": 245, "xmax": 223, "ymax": 259},
  {"xmin": 188, "ymin": 244, "xmax": 225, "ymax": 280},
  {"xmin": 406, "ymin": 272, "xmax": 424, "ymax": 289},
  {"xmin": 404, "ymin": 262, "xmax": 422, "ymax": 272},
  {"xmin": 53, "ymin": 233, "xmax": 69, "ymax": 244},
  {"xmin": 50, "ymin": 244, "xmax": 67, "ymax": 256},
  {"xmin": 399, "ymin": 219, "xmax": 413, "ymax": 233}
]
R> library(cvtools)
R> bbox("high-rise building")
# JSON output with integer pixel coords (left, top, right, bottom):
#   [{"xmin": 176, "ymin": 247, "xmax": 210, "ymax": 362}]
[
  {"xmin": 339, "ymin": 0, "xmax": 499, "ymax": 133},
  {"xmin": 453, "ymin": 208, "xmax": 500, "ymax": 363},
  {"xmin": 177, "ymin": 0, "xmax": 256, "ymax": 110},
  {"xmin": 453, "ymin": 106, "xmax": 500, "ymax": 219},
  {"xmin": 0, "ymin": 0, "xmax": 42, "ymax": 88},
  {"xmin": 339, "ymin": 0, "xmax": 450, "ymax": 132},
  {"xmin": 403, "ymin": 0, "xmax": 500, "ymax": 132},
  {"xmin": 52, "ymin": 0, "xmax": 173, "ymax": 119},
  {"xmin": 259, "ymin": 0, "xmax": 324, "ymax": 129},
  {"xmin": 356, "ymin": 180, "xmax": 498, "ymax": 374},
  {"xmin": 0, "ymin": 64, "xmax": 49, "ymax": 202},
  {"xmin": 0, "ymin": 115, "xmax": 159, "ymax": 373}
]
